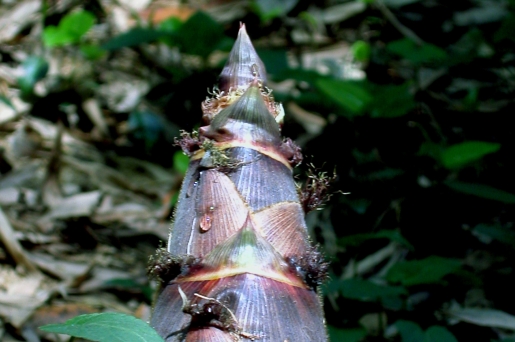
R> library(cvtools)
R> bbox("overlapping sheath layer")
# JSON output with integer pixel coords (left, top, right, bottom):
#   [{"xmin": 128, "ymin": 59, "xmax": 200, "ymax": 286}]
[{"xmin": 151, "ymin": 24, "xmax": 327, "ymax": 342}]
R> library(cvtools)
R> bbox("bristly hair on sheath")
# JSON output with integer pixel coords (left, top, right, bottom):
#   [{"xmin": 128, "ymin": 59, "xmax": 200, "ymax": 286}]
[
  {"xmin": 147, "ymin": 248, "xmax": 201, "ymax": 284},
  {"xmin": 174, "ymin": 130, "xmax": 201, "ymax": 156},
  {"xmin": 300, "ymin": 163, "xmax": 338, "ymax": 214},
  {"xmin": 286, "ymin": 245, "xmax": 329, "ymax": 289}
]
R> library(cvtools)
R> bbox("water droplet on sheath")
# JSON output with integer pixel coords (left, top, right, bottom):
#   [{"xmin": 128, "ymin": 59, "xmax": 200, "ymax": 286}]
[{"xmin": 200, "ymin": 214, "xmax": 212, "ymax": 232}]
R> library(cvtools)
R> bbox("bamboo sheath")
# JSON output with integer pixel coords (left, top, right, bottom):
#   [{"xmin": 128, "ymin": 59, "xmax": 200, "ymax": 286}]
[{"xmin": 150, "ymin": 24, "xmax": 328, "ymax": 341}]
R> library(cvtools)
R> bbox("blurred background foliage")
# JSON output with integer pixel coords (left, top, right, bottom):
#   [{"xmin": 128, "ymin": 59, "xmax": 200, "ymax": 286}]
[{"xmin": 1, "ymin": 0, "xmax": 515, "ymax": 341}]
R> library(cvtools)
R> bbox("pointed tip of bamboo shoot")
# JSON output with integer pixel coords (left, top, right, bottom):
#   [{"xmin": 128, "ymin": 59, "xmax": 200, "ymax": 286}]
[{"xmin": 219, "ymin": 24, "xmax": 267, "ymax": 92}]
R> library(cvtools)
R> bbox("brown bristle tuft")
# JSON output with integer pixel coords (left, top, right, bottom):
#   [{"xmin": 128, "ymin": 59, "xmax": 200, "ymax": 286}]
[
  {"xmin": 286, "ymin": 245, "xmax": 329, "ymax": 289},
  {"xmin": 174, "ymin": 130, "xmax": 201, "ymax": 156},
  {"xmin": 147, "ymin": 249, "xmax": 201, "ymax": 284},
  {"xmin": 300, "ymin": 165, "xmax": 338, "ymax": 213}
]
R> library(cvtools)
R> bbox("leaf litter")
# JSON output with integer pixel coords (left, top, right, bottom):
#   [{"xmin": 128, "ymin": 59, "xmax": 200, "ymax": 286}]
[{"xmin": 0, "ymin": 1, "xmax": 200, "ymax": 339}]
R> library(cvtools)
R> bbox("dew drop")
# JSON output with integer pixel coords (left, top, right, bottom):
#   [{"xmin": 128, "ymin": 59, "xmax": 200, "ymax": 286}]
[{"xmin": 200, "ymin": 214, "xmax": 212, "ymax": 232}]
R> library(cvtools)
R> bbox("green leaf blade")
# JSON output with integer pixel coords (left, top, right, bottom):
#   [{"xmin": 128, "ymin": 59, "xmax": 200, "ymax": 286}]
[
  {"xmin": 351, "ymin": 40, "xmax": 371, "ymax": 62},
  {"xmin": 441, "ymin": 141, "xmax": 500, "ymax": 169},
  {"xmin": 60, "ymin": 10, "xmax": 95, "ymax": 41},
  {"xmin": 43, "ymin": 26, "xmax": 75, "ymax": 46},
  {"xmin": 39, "ymin": 313, "xmax": 164, "ymax": 342},
  {"xmin": 43, "ymin": 10, "xmax": 95, "ymax": 47}
]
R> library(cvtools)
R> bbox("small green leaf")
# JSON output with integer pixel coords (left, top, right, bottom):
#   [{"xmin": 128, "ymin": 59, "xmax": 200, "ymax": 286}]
[
  {"xmin": 395, "ymin": 320, "xmax": 424, "ymax": 342},
  {"xmin": 43, "ymin": 10, "xmax": 95, "ymax": 46},
  {"xmin": 102, "ymin": 27, "xmax": 168, "ymax": 51},
  {"xmin": 441, "ymin": 141, "xmax": 500, "ymax": 169},
  {"xmin": 43, "ymin": 26, "xmax": 75, "ymax": 46},
  {"xmin": 158, "ymin": 17, "xmax": 183, "ymax": 33},
  {"xmin": 386, "ymin": 256, "xmax": 461, "ymax": 286},
  {"xmin": 316, "ymin": 79, "xmax": 373, "ymax": 115},
  {"xmin": 17, "ymin": 56, "xmax": 49, "ymax": 95},
  {"xmin": 39, "ymin": 313, "xmax": 164, "ymax": 342},
  {"xmin": 60, "ymin": 11, "xmax": 95, "ymax": 40},
  {"xmin": 328, "ymin": 326, "xmax": 367, "ymax": 342},
  {"xmin": 387, "ymin": 38, "xmax": 447, "ymax": 65},
  {"xmin": 158, "ymin": 17, "xmax": 183, "ymax": 45},
  {"xmin": 173, "ymin": 151, "xmax": 189, "ymax": 175},
  {"xmin": 424, "ymin": 326, "xmax": 458, "ymax": 342},
  {"xmin": 351, "ymin": 40, "xmax": 371, "ymax": 62},
  {"xmin": 445, "ymin": 181, "xmax": 515, "ymax": 204}
]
